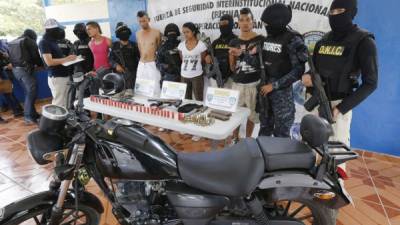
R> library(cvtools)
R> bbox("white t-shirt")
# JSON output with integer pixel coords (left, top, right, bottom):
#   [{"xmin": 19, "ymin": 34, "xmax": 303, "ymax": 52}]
[{"xmin": 178, "ymin": 40, "xmax": 207, "ymax": 78}]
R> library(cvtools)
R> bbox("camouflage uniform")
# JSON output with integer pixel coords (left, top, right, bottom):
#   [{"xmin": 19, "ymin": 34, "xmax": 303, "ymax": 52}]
[{"xmin": 259, "ymin": 34, "xmax": 308, "ymax": 137}]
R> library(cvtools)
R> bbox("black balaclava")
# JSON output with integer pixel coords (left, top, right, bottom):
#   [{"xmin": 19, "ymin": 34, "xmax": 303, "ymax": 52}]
[
  {"xmin": 261, "ymin": 3, "xmax": 292, "ymax": 37},
  {"xmin": 164, "ymin": 23, "xmax": 180, "ymax": 42},
  {"xmin": 219, "ymin": 14, "xmax": 234, "ymax": 37},
  {"xmin": 23, "ymin": 29, "xmax": 37, "ymax": 41},
  {"xmin": 60, "ymin": 29, "xmax": 66, "ymax": 40},
  {"xmin": 329, "ymin": 0, "xmax": 357, "ymax": 36},
  {"xmin": 45, "ymin": 27, "xmax": 65, "ymax": 41},
  {"xmin": 115, "ymin": 22, "xmax": 132, "ymax": 41},
  {"xmin": 73, "ymin": 23, "xmax": 89, "ymax": 41}
]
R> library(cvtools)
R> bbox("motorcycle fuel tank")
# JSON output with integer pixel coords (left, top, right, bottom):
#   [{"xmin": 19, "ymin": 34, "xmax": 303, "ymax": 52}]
[{"xmin": 94, "ymin": 120, "xmax": 179, "ymax": 180}]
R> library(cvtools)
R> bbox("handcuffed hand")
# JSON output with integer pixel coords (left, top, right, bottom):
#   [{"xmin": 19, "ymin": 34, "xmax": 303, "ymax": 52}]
[
  {"xmin": 229, "ymin": 47, "xmax": 242, "ymax": 57},
  {"xmin": 116, "ymin": 64, "xmax": 125, "ymax": 73},
  {"xmin": 205, "ymin": 55, "xmax": 213, "ymax": 64},
  {"xmin": 260, "ymin": 83, "xmax": 273, "ymax": 96},
  {"xmin": 302, "ymin": 74, "xmax": 313, "ymax": 87}
]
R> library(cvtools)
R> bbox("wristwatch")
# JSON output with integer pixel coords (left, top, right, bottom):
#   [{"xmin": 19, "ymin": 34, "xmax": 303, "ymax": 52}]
[{"xmin": 272, "ymin": 82, "xmax": 279, "ymax": 90}]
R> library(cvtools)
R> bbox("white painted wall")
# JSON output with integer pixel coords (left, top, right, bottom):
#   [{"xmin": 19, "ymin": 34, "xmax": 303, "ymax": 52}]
[{"xmin": 44, "ymin": 0, "xmax": 110, "ymax": 42}]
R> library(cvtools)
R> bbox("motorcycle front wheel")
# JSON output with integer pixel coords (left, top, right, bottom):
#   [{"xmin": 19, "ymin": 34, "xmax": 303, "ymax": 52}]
[{"xmin": 2, "ymin": 203, "xmax": 100, "ymax": 225}]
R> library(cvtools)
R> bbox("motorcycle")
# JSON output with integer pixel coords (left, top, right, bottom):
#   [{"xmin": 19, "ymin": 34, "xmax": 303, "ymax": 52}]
[{"xmin": 0, "ymin": 72, "xmax": 358, "ymax": 225}]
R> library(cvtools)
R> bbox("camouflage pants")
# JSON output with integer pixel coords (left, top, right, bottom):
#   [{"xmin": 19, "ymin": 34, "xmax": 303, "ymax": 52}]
[{"xmin": 259, "ymin": 87, "xmax": 295, "ymax": 137}]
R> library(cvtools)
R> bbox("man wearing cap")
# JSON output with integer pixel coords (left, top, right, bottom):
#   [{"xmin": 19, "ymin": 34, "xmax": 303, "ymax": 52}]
[
  {"xmin": 8, "ymin": 29, "xmax": 43, "ymax": 124},
  {"xmin": 110, "ymin": 22, "xmax": 140, "ymax": 94},
  {"xmin": 39, "ymin": 18, "xmax": 77, "ymax": 108}
]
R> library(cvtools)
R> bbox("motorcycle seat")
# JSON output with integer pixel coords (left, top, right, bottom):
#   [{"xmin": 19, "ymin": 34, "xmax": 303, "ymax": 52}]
[
  {"xmin": 256, "ymin": 136, "xmax": 316, "ymax": 171},
  {"xmin": 177, "ymin": 138, "xmax": 265, "ymax": 197}
]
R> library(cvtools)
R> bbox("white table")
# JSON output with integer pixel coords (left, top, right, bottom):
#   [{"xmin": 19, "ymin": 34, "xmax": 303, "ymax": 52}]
[{"xmin": 83, "ymin": 96, "xmax": 250, "ymax": 148}]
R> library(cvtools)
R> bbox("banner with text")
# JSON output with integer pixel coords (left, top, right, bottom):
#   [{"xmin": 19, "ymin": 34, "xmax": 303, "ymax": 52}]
[
  {"xmin": 148, "ymin": 0, "xmax": 333, "ymax": 42},
  {"xmin": 148, "ymin": 0, "xmax": 334, "ymax": 138}
]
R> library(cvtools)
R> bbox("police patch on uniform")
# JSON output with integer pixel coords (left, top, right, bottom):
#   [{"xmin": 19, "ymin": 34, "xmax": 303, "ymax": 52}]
[
  {"xmin": 263, "ymin": 42, "xmax": 282, "ymax": 53},
  {"xmin": 318, "ymin": 45, "xmax": 345, "ymax": 56},
  {"xmin": 303, "ymin": 31, "xmax": 325, "ymax": 53},
  {"xmin": 215, "ymin": 44, "xmax": 229, "ymax": 49}
]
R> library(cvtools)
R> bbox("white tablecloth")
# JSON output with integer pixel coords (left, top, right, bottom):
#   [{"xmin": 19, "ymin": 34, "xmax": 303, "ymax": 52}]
[{"xmin": 83, "ymin": 96, "xmax": 250, "ymax": 140}]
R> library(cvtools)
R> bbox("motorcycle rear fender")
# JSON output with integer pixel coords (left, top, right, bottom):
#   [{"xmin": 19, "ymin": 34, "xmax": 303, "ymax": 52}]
[
  {"xmin": 0, "ymin": 190, "xmax": 103, "ymax": 223},
  {"xmin": 258, "ymin": 171, "xmax": 351, "ymax": 209}
]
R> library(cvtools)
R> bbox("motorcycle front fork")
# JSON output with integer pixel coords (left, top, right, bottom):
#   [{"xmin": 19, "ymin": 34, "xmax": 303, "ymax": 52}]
[{"xmin": 47, "ymin": 143, "xmax": 86, "ymax": 225}]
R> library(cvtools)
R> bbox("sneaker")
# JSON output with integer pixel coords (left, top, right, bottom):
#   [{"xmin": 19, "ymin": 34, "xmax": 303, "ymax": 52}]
[
  {"xmin": 13, "ymin": 111, "xmax": 24, "ymax": 118},
  {"xmin": 33, "ymin": 113, "xmax": 41, "ymax": 119},
  {"xmin": 191, "ymin": 136, "xmax": 201, "ymax": 142},
  {"xmin": 0, "ymin": 117, "xmax": 7, "ymax": 124},
  {"xmin": 25, "ymin": 118, "xmax": 38, "ymax": 125},
  {"xmin": 229, "ymin": 138, "xmax": 239, "ymax": 147},
  {"xmin": 96, "ymin": 113, "xmax": 103, "ymax": 120},
  {"xmin": 0, "ymin": 106, "xmax": 9, "ymax": 113}
]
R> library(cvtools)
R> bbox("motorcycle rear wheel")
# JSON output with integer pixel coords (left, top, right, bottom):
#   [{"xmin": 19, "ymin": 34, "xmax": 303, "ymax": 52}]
[{"xmin": 266, "ymin": 199, "xmax": 336, "ymax": 225}]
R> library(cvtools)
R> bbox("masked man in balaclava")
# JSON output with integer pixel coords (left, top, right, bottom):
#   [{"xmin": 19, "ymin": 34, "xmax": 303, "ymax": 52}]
[
  {"xmin": 110, "ymin": 22, "xmax": 140, "ymax": 94},
  {"xmin": 156, "ymin": 23, "xmax": 182, "ymax": 83},
  {"xmin": 302, "ymin": 0, "xmax": 378, "ymax": 148},
  {"xmin": 72, "ymin": 23, "xmax": 94, "ymax": 74},
  {"xmin": 209, "ymin": 14, "xmax": 237, "ymax": 88},
  {"xmin": 259, "ymin": 3, "xmax": 308, "ymax": 137}
]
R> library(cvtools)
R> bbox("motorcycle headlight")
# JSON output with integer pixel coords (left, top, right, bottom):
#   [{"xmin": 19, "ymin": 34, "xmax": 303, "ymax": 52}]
[
  {"xmin": 39, "ymin": 104, "xmax": 68, "ymax": 135},
  {"xmin": 27, "ymin": 129, "xmax": 64, "ymax": 165}
]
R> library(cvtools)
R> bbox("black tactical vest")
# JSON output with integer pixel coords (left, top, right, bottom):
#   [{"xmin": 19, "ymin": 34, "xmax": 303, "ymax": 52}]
[
  {"xmin": 74, "ymin": 41, "xmax": 91, "ymax": 59},
  {"xmin": 113, "ymin": 41, "xmax": 139, "ymax": 71},
  {"xmin": 73, "ymin": 39, "xmax": 94, "ymax": 73},
  {"xmin": 262, "ymin": 30, "xmax": 299, "ymax": 81},
  {"xmin": 314, "ymin": 27, "xmax": 373, "ymax": 94},
  {"xmin": 57, "ymin": 39, "xmax": 73, "ymax": 56},
  {"xmin": 213, "ymin": 34, "xmax": 237, "ymax": 79}
]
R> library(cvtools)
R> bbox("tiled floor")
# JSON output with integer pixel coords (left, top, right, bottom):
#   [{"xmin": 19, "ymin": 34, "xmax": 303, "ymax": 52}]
[{"xmin": 0, "ymin": 102, "xmax": 399, "ymax": 225}]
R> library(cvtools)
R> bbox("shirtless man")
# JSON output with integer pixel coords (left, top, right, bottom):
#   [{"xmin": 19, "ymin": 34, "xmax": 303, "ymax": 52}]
[{"xmin": 135, "ymin": 11, "xmax": 162, "ymax": 97}]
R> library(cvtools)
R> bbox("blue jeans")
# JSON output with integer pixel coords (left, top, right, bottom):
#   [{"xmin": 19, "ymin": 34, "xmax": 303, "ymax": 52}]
[
  {"xmin": 12, "ymin": 67, "xmax": 38, "ymax": 120},
  {"xmin": 0, "ymin": 70, "xmax": 23, "ymax": 115}
]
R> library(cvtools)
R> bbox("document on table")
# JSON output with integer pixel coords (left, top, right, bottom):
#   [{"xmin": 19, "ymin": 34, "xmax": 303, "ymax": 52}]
[{"xmin": 62, "ymin": 55, "xmax": 84, "ymax": 66}]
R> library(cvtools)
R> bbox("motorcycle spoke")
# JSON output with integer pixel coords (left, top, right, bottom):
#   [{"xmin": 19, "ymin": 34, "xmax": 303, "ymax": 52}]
[
  {"xmin": 283, "ymin": 201, "xmax": 292, "ymax": 216},
  {"xmin": 33, "ymin": 216, "xmax": 40, "ymax": 225},
  {"xmin": 61, "ymin": 210, "xmax": 76, "ymax": 221},
  {"xmin": 61, "ymin": 212, "xmax": 86, "ymax": 225},
  {"xmin": 297, "ymin": 213, "xmax": 313, "ymax": 221},
  {"xmin": 62, "ymin": 216, "xmax": 86, "ymax": 225},
  {"xmin": 289, "ymin": 204, "xmax": 306, "ymax": 217}
]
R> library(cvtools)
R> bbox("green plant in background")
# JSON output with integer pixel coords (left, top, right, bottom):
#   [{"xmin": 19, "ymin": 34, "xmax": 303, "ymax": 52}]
[{"xmin": 0, "ymin": 0, "xmax": 45, "ymax": 37}]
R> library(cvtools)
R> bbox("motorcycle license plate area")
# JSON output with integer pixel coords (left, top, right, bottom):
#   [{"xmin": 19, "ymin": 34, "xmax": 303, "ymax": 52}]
[
  {"xmin": 209, "ymin": 220, "xmax": 304, "ymax": 225},
  {"xmin": 339, "ymin": 178, "xmax": 354, "ymax": 207}
]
